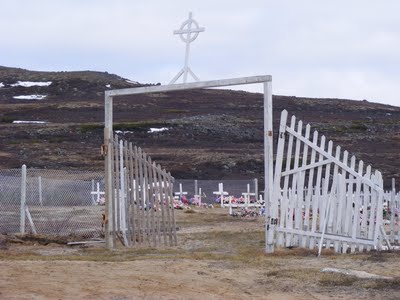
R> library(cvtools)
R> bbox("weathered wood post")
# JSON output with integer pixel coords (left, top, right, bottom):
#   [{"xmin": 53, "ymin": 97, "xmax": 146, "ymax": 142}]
[
  {"xmin": 264, "ymin": 80, "xmax": 274, "ymax": 253},
  {"xmin": 390, "ymin": 178, "xmax": 396, "ymax": 241},
  {"xmin": 104, "ymin": 93, "xmax": 114, "ymax": 249},
  {"xmin": 254, "ymin": 178, "xmax": 258, "ymax": 202},
  {"xmin": 20, "ymin": 164, "xmax": 27, "ymax": 234}
]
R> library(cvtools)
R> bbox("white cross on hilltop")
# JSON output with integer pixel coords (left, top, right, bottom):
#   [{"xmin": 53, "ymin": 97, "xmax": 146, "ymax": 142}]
[{"xmin": 170, "ymin": 12, "xmax": 205, "ymax": 84}]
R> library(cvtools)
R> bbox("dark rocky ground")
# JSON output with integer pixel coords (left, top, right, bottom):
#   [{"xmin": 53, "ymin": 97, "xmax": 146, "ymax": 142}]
[{"xmin": 0, "ymin": 66, "xmax": 399, "ymax": 188}]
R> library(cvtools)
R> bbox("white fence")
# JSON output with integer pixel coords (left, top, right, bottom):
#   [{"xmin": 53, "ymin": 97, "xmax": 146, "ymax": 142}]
[{"xmin": 270, "ymin": 110, "xmax": 385, "ymax": 254}]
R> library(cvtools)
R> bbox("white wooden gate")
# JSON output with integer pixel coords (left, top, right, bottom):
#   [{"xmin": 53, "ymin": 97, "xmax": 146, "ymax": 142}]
[
  {"xmin": 109, "ymin": 135, "xmax": 177, "ymax": 247},
  {"xmin": 270, "ymin": 110, "xmax": 384, "ymax": 254}
]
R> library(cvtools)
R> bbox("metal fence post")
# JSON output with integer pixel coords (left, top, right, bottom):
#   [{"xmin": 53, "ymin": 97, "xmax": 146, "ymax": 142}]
[
  {"xmin": 38, "ymin": 176, "xmax": 43, "ymax": 206},
  {"xmin": 20, "ymin": 164, "xmax": 27, "ymax": 234}
]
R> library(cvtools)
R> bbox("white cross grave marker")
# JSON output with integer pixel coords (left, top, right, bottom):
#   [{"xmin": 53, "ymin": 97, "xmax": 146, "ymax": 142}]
[
  {"xmin": 170, "ymin": 12, "xmax": 205, "ymax": 84},
  {"xmin": 91, "ymin": 182, "xmax": 105, "ymax": 205},
  {"xmin": 174, "ymin": 183, "xmax": 188, "ymax": 200},
  {"xmin": 213, "ymin": 183, "xmax": 228, "ymax": 208},
  {"xmin": 242, "ymin": 184, "xmax": 256, "ymax": 207}
]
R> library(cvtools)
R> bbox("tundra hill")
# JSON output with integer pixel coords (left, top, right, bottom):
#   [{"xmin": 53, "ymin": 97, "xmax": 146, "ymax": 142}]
[{"xmin": 0, "ymin": 66, "xmax": 399, "ymax": 188}]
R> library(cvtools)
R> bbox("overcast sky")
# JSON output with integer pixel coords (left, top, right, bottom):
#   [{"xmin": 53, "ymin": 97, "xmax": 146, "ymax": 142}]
[{"xmin": 1, "ymin": 1, "xmax": 399, "ymax": 106}]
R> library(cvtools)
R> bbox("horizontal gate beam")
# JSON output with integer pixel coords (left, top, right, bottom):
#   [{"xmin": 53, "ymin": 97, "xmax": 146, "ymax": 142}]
[
  {"xmin": 105, "ymin": 75, "xmax": 271, "ymax": 97},
  {"xmin": 275, "ymin": 227, "xmax": 376, "ymax": 247}
]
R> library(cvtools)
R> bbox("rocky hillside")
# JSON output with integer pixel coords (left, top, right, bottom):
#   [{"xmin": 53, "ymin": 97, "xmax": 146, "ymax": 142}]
[{"xmin": 0, "ymin": 66, "xmax": 399, "ymax": 188}]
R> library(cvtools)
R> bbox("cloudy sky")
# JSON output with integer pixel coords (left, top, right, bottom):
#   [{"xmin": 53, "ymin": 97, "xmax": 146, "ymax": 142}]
[{"xmin": 1, "ymin": 1, "xmax": 399, "ymax": 106}]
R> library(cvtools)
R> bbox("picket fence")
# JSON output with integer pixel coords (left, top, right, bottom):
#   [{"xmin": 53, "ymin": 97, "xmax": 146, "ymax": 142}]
[
  {"xmin": 271, "ymin": 110, "xmax": 385, "ymax": 254},
  {"xmin": 384, "ymin": 180, "xmax": 400, "ymax": 245},
  {"xmin": 109, "ymin": 135, "xmax": 177, "ymax": 247}
]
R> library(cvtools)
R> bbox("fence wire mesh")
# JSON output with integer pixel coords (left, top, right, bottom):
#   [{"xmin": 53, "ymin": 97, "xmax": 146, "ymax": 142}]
[
  {"xmin": 0, "ymin": 168, "xmax": 104, "ymax": 238},
  {"xmin": 0, "ymin": 168, "xmax": 259, "ymax": 237}
]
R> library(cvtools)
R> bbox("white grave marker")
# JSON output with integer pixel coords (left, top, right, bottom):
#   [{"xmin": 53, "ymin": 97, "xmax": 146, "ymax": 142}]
[
  {"xmin": 174, "ymin": 183, "xmax": 188, "ymax": 200},
  {"xmin": 213, "ymin": 183, "xmax": 228, "ymax": 208}
]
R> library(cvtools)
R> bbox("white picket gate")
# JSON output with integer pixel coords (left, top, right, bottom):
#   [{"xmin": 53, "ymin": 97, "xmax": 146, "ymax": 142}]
[{"xmin": 270, "ymin": 110, "xmax": 385, "ymax": 254}]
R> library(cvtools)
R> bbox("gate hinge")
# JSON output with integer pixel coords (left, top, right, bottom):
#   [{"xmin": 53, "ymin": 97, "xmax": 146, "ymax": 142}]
[{"xmin": 101, "ymin": 144, "xmax": 108, "ymax": 156}]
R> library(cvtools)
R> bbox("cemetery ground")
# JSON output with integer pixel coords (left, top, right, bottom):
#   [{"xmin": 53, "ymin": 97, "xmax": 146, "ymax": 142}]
[{"xmin": 0, "ymin": 208, "xmax": 399, "ymax": 300}]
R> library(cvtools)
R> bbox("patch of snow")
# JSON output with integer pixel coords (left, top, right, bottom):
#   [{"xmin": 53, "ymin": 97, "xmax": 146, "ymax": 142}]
[
  {"xmin": 115, "ymin": 130, "xmax": 133, "ymax": 134},
  {"xmin": 0, "ymin": 82, "xmax": 4, "ymax": 88},
  {"xmin": 11, "ymin": 81, "xmax": 52, "ymax": 87},
  {"xmin": 148, "ymin": 127, "xmax": 168, "ymax": 133},
  {"xmin": 13, "ymin": 95, "xmax": 47, "ymax": 100},
  {"xmin": 386, "ymin": 113, "xmax": 392, "ymax": 116},
  {"xmin": 105, "ymin": 84, "xmax": 111, "ymax": 88},
  {"xmin": 13, "ymin": 120, "xmax": 48, "ymax": 124},
  {"xmin": 126, "ymin": 79, "xmax": 139, "ymax": 84}
]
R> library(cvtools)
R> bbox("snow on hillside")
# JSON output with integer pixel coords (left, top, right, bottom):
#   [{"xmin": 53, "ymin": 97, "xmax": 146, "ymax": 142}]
[
  {"xmin": 11, "ymin": 81, "xmax": 52, "ymax": 87},
  {"xmin": 13, "ymin": 95, "xmax": 47, "ymax": 100}
]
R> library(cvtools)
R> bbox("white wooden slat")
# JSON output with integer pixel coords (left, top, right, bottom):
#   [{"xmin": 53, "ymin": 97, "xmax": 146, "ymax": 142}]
[
  {"xmin": 350, "ymin": 160, "xmax": 363, "ymax": 253},
  {"xmin": 337, "ymin": 173, "xmax": 347, "ymax": 252},
  {"xmin": 295, "ymin": 171, "xmax": 304, "ymax": 247},
  {"xmin": 343, "ymin": 155, "xmax": 356, "ymax": 252},
  {"xmin": 123, "ymin": 141, "xmax": 132, "ymax": 246},
  {"xmin": 304, "ymin": 130, "xmax": 318, "ymax": 246},
  {"xmin": 367, "ymin": 172, "xmax": 378, "ymax": 244},
  {"xmin": 157, "ymin": 164, "xmax": 168, "ymax": 246},
  {"xmin": 361, "ymin": 165, "xmax": 372, "ymax": 240},
  {"xmin": 163, "ymin": 168, "xmax": 173, "ymax": 246},
  {"xmin": 318, "ymin": 166, "xmax": 338, "ymax": 255},
  {"xmin": 283, "ymin": 115, "xmax": 296, "ymax": 247},
  {"xmin": 146, "ymin": 155, "xmax": 156, "ymax": 247},
  {"xmin": 329, "ymin": 146, "xmax": 342, "ymax": 249},
  {"xmin": 138, "ymin": 147, "xmax": 148, "ymax": 244},
  {"xmin": 299, "ymin": 124, "xmax": 311, "ymax": 248},
  {"xmin": 134, "ymin": 146, "xmax": 143, "ymax": 245},
  {"xmin": 390, "ymin": 179, "xmax": 396, "ymax": 242},
  {"xmin": 310, "ymin": 134, "xmax": 325, "ymax": 249},
  {"xmin": 169, "ymin": 171, "xmax": 178, "ymax": 246},
  {"xmin": 373, "ymin": 171, "xmax": 384, "ymax": 250},
  {"xmin": 286, "ymin": 188, "xmax": 294, "ymax": 247},
  {"xmin": 152, "ymin": 162, "xmax": 162, "ymax": 245},
  {"xmin": 333, "ymin": 174, "xmax": 344, "ymax": 253},
  {"xmin": 128, "ymin": 142, "xmax": 136, "ymax": 246},
  {"xmin": 114, "ymin": 135, "xmax": 121, "ymax": 233},
  {"xmin": 291, "ymin": 120, "xmax": 303, "ymax": 247},
  {"xmin": 273, "ymin": 110, "xmax": 288, "ymax": 246},
  {"xmin": 319, "ymin": 140, "xmax": 333, "ymax": 248}
]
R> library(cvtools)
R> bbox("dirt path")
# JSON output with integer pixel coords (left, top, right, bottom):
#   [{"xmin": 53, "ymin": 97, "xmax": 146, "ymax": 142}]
[{"xmin": 0, "ymin": 209, "xmax": 399, "ymax": 299}]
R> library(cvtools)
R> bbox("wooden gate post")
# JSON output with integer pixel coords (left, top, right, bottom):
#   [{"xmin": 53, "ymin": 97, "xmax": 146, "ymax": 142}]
[
  {"xmin": 264, "ymin": 80, "xmax": 275, "ymax": 253},
  {"xmin": 104, "ymin": 93, "xmax": 114, "ymax": 249}
]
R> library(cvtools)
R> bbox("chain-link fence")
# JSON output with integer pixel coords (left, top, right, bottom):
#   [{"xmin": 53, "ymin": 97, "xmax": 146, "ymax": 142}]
[
  {"xmin": 0, "ymin": 167, "xmax": 260, "ymax": 237},
  {"xmin": 0, "ymin": 168, "xmax": 104, "ymax": 238}
]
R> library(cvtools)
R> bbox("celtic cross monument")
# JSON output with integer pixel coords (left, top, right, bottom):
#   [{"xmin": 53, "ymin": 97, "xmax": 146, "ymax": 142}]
[{"xmin": 170, "ymin": 12, "xmax": 205, "ymax": 84}]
